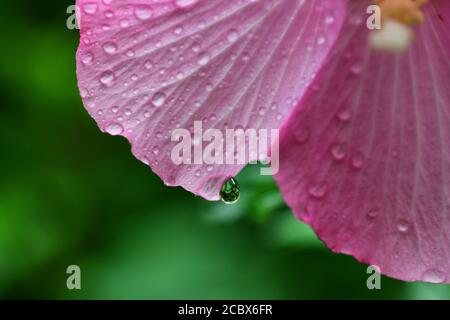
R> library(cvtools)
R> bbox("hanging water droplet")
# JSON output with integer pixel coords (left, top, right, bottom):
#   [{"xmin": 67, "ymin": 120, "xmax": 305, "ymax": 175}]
[
  {"xmin": 421, "ymin": 268, "xmax": 446, "ymax": 284},
  {"xmin": 220, "ymin": 177, "xmax": 240, "ymax": 204},
  {"xmin": 104, "ymin": 122, "xmax": 123, "ymax": 135}
]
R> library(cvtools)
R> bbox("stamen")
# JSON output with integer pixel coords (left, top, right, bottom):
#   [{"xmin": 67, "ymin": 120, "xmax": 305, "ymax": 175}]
[
  {"xmin": 374, "ymin": 0, "xmax": 428, "ymax": 25},
  {"xmin": 370, "ymin": 19, "xmax": 414, "ymax": 53},
  {"xmin": 370, "ymin": 0, "xmax": 428, "ymax": 53}
]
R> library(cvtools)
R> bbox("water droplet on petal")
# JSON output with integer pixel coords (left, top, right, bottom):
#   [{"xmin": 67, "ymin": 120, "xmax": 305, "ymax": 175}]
[
  {"xmin": 105, "ymin": 122, "xmax": 123, "ymax": 135},
  {"xmin": 397, "ymin": 219, "xmax": 410, "ymax": 233},
  {"xmin": 197, "ymin": 52, "xmax": 210, "ymax": 66},
  {"xmin": 83, "ymin": 3, "xmax": 98, "ymax": 15},
  {"xmin": 421, "ymin": 269, "xmax": 446, "ymax": 284},
  {"xmin": 134, "ymin": 5, "xmax": 153, "ymax": 20},
  {"xmin": 220, "ymin": 177, "xmax": 240, "ymax": 204},
  {"xmin": 336, "ymin": 108, "xmax": 352, "ymax": 122},
  {"xmin": 351, "ymin": 152, "xmax": 365, "ymax": 169},
  {"xmin": 81, "ymin": 51, "xmax": 94, "ymax": 64},
  {"xmin": 330, "ymin": 143, "xmax": 347, "ymax": 161},
  {"xmin": 308, "ymin": 183, "xmax": 327, "ymax": 199},
  {"xmin": 227, "ymin": 29, "xmax": 239, "ymax": 43},
  {"xmin": 367, "ymin": 209, "xmax": 379, "ymax": 218},
  {"xmin": 99, "ymin": 70, "xmax": 115, "ymax": 85},
  {"xmin": 152, "ymin": 92, "xmax": 167, "ymax": 107},
  {"xmin": 103, "ymin": 42, "xmax": 118, "ymax": 55}
]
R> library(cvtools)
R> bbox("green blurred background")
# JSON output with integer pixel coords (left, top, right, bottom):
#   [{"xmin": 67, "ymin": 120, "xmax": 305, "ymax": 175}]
[{"xmin": 0, "ymin": 0, "xmax": 448, "ymax": 300}]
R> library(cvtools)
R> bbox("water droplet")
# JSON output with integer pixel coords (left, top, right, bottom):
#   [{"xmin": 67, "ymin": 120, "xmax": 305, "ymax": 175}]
[
  {"xmin": 81, "ymin": 51, "xmax": 94, "ymax": 65},
  {"xmin": 317, "ymin": 34, "xmax": 326, "ymax": 45},
  {"xmin": 330, "ymin": 143, "xmax": 347, "ymax": 161},
  {"xmin": 227, "ymin": 29, "xmax": 239, "ymax": 43},
  {"xmin": 308, "ymin": 183, "xmax": 327, "ymax": 199},
  {"xmin": 134, "ymin": 5, "xmax": 153, "ymax": 20},
  {"xmin": 152, "ymin": 92, "xmax": 166, "ymax": 107},
  {"xmin": 173, "ymin": 24, "xmax": 184, "ymax": 35},
  {"xmin": 220, "ymin": 177, "xmax": 240, "ymax": 204},
  {"xmin": 350, "ymin": 62, "xmax": 363, "ymax": 75},
  {"xmin": 367, "ymin": 209, "xmax": 379, "ymax": 218},
  {"xmin": 119, "ymin": 19, "xmax": 129, "ymax": 28},
  {"xmin": 105, "ymin": 122, "xmax": 123, "ymax": 135},
  {"xmin": 351, "ymin": 152, "xmax": 365, "ymax": 169},
  {"xmin": 397, "ymin": 219, "xmax": 410, "ymax": 233},
  {"xmin": 421, "ymin": 268, "xmax": 446, "ymax": 284},
  {"xmin": 83, "ymin": 3, "xmax": 98, "ymax": 15},
  {"xmin": 197, "ymin": 52, "xmax": 210, "ymax": 66},
  {"xmin": 99, "ymin": 70, "xmax": 114, "ymax": 85},
  {"xmin": 336, "ymin": 108, "xmax": 352, "ymax": 122},
  {"xmin": 325, "ymin": 14, "xmax": 335, "ymax": 25},
  {"xmin": 103, "ymin": 42, "xmax": 118, "ymax": 55}
]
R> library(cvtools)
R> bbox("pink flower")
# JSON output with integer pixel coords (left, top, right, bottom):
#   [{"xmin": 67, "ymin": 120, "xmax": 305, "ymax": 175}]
[{"xmin": 76, "ymin": 0, "xmax": 450, "ymax": 283}]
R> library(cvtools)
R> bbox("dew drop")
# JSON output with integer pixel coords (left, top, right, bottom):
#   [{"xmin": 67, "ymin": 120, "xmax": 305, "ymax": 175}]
[
  {"xmin": 325, "ymin": 14, "xmax": 335, "ymax": 25},
  {"xmin": 308, "ymin": 183, "xmax": 327, "ymax": 199},
  {"xmin": 350, "ymin": 62, "xmax": 363, "ymax": 75},
  {"xmin": 134, "ymin": 5, "xmax": 152, "ymax": 20},
  {"xmin": 336, "ymin": 108, "xmax": 352, "ymax": 122},
  {"xmin": 173, "ymin": 24, "xmax": 184, "ymax": 35},
  {"xmin": 220, "ymin": 177, "xmax": 240, "ymax": 204},
  {"xmin": 99, "ymin": 70, "xmax": 114, "ymax": 85},
  {"xmin": 367, "ymin": 209, "xmax": 379, "ymax": 218},
  {"xmin": 330, "ymin": 143, "xmax": 347, "ymax": 161},
  {"xmin": 227, "ymin": 29, "xmax": 239, "ymax": 43},
  {"xmin": 397, "ymin": 219, "xmax": 410, "ymax": 233},
  {"xmin": 421, "ymin": 268, "xmax": 446, "ymax": 284},
  {"xmin": 197, "ymin": 52, "xmax": 211, "ymax": 66},
  {"xmin": 103, "ymin": 42, "xmax": 118, "ymax": 55},
  {"xmin": 105, "ymin": 122, "xmax": 123, "ymax": 135},
  {"xmin": 317, "ymin": 34, "xmax": 326, "ymax": 45},
  {"xmin": 81, "ymin": 51, "xmax": 94, "ymax": 65},
  {"xmin": 351, "ymin": 152, "xmax": 365, "ymax": 169},
  {"xmin": 152, "ymin": 92, "xmax": 167, "ymax": 107},
  {"xmin": 83, "ymin": 3, "xmax": 98, "ymax": 15}
]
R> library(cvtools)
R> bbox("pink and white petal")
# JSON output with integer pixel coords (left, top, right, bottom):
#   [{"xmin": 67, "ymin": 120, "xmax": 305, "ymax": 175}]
[
  {"xmin": 76, "ymin": 0, "xmax": 346, "ymax": 199},
  {"xmin": 275, "ymin": 1, "xmax": 450, "ymax": 283}
]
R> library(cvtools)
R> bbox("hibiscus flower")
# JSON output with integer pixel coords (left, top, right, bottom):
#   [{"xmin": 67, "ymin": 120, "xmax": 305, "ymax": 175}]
[{"xmin": 76, "ymin": 0, "xmax": 450, "ymax": 284}]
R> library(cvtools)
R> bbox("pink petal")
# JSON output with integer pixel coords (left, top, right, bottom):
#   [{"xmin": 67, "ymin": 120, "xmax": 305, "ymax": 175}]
[
  {"xmin": 76, "ymin": 0, "xmax": 346, "ymax": 199},
  {"xmin": 275, "ymin": 1, "xmax": 450, "ymax": 283}
]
